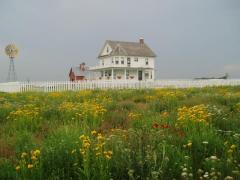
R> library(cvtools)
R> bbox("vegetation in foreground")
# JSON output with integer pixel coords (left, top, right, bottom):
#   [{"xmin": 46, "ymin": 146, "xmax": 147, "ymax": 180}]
[{"xmin": 0, "ymin": 87, "xmax": 240, "ymax": 179}]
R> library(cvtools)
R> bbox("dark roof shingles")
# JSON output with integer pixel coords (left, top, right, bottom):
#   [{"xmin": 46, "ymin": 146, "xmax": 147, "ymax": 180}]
[{"xmin": 99, "ymin": 40, "xmax": 156, "ymax": 58}]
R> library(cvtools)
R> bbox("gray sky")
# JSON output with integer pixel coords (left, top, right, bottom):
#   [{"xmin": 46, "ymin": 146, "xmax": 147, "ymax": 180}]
[{"xmin": 0, "ymin": 0, "xmax": 240, "ymax": 81}]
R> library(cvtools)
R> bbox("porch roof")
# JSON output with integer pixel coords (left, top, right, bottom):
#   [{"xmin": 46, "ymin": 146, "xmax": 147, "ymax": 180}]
[{"xmin": 89, "ymin": 66, "xmax": 154, "ymax": 71}]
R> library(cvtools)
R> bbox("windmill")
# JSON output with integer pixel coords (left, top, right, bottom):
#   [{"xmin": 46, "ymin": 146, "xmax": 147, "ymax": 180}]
[{"xmin": 5, "ymin": 44, "xmax": 19, "ymax": 82}]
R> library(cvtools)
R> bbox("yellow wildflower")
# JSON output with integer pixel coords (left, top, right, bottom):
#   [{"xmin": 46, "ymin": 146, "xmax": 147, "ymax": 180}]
[
  {"xmin": 187, "ymin": 141, "xmax": 192, "ymax": 148},
  {"xmin": 27, "ymin": 164, "xmax": 34, "ymax": 169},
  {"xmin": 79, "ymin": 135, "xmax": 85, "ymax": 140},
  {"xmin": 91, "ymin": 130, "xmax": 97, "ymax": 136},
  {"xmin": 31, "ymin": 155, "xmax": 37, "ymax": 161},
  {"xmin": 21, "ymin": 152, "xmax": 27, "ymax": 158},
  {"xmin": 33, "ymin": 149, "xmax": 40, "ymax": 156},
  {"xmin": 104, "ymin": 150, "xmax": 113, "ymax": 160},
  {"xmin": 16, "ymin": 165, "xmax": 20, "ymax": 171}
]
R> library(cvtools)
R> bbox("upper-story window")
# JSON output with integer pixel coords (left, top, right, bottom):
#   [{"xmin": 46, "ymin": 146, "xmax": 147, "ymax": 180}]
[
  {"xmin": 111, "ymin": 57, "xmax": 114, "ymax": 64},
  {"xmin": 121, "ymin": 57, "xmax": 124, "ymax": 64},
  {"xmin": 106, "ymin": 47, "xmax": 109, "ymax": 53},
  {"xmin": 115, "ymin": 57, "xmax": 119, "ymax": 65},
  {"xmin": 145, "ymin": 58, "xmax": 149, "ymax": 65},
  {"xmin": 127, "ymin": 57, "xmax": 131, "ymax": 67},
  {"xmin": 134, "ymin": 57, "xmax": 138, "ymax": 62},
  {"xmin": 102, "ymin": 60, "xmax": 104, "ymax": 66}
]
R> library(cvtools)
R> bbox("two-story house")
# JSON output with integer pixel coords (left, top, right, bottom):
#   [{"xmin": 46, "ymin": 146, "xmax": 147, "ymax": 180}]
[{"xmin": 90, "ymin": 38, "xmax": 156, "ymax": 81}]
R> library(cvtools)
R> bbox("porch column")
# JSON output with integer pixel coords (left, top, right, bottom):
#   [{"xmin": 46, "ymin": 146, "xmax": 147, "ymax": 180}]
[
  {"xmin": 143, "ymin": 70, "xmax": 145, "ymax": 81},
  {"xmin": 124, "ymin": 68, "xmax": 126, "ymax": 80},
  {"xmin": 137, "ymin": 68, "xmax": 139, "ymax": 81},
  {"xmin": 112, "ymin": 68, "xmax": 114, "ymax": 80},
  {"xmin": 103, "ymin": 70, "xmax": 105, "ymax": 80}
]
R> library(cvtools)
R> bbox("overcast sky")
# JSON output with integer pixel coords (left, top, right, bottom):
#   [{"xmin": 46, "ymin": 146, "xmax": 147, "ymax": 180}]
[{"xmin": 0, "ymin": 0, "xmax": 240, "ymax": 81}]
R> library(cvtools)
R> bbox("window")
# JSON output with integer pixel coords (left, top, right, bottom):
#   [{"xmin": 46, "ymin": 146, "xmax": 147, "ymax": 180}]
[
  {"xmin": 121, "ymin": 57, "xmax": 124, "ymax": 64},
  {"xmin": 106, "ymin": 47, "xmax": 109, "ymax": 53},
  {"xmin": 127, "ymin": 57, "xmax": 131, "ymax": 67},
  {"xmin": 145, "ymin": 58, "xmax": 149, "ymax": 65},
  {"xmin": 115, "ymin": 57, "xmax": 119, "ymax": 65},
  {"xmin": 102, "ymin": 60, "xmax": 104, "ymax": 66},
  {"xmin": 134, "ymin": 57, "xmax": 138, "ymax": 62},
  {"xmin": 112, "ymin": 58, "xmax": 114, "ymax": 64}
]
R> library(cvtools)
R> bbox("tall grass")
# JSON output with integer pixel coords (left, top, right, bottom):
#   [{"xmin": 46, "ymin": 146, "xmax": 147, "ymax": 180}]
[{"xmin": 0, "ymin": 87, "xmax": 240, "ymax": 179}]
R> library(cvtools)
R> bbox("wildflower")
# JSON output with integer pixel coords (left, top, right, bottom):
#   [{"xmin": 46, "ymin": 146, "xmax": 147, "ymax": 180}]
[
  {"xmin": 33, "ymin": 149, "xmax": 40, "ymax": 156},
  {"xmin": 97, "ymin": 133, "xmax": 104, "ymax": 141},
  {"xmin": 104, "ymin": 150, "xmax": 113, "ymax": 160},
  {"xmin": 197, "ymin": 169, "xmax": 204, "ymax": 174},
  {"xmin": 71, "ymin": 149, "xmax": 76, "ymax": 154},
  {"xmin": 80, "ymin": 148, "xmax": 85, "ymax": 155},
  {"xmin": 21, "ymin": 152, "xmax": 27, "ymax": 158},
  {"xmin": 79, "ymin": 135, "xmax": 85, "ymax": 140},
  {"xmin": 181, "ymin": 172, "xmax": 187, "ymax": 177},
  {"xmin": 202, "ymin": 141, "xmax": 208, "ymax": 145},
  {"xmin": 187, "ymin": 141, "xmax": 192, "ymax": 148},
  {"xmin": 152, "ymin": 122, "xmax": 159, "ymax": 129},
  {"xmin": 184, "ymin": 156, "xmax": 190, "ymax": 160},
  {"xmin": 224, "ymin": 176, "xmax": 233, "ymax": 180},
  {"xmin": 230, "ymin": 144, "xmax": 236, "ymax": 149},
  {"xmin": 203, "ymin": 172, "xmax": 209, "ymax": 178},
  {"xmin": 160, "ymin": 124, "xmax": 170, "ymax": 129},
  {"xmin": 91, "ymin": 130, "xmax": 97, "ymax": 136},
  {"xmin": 128, "ymin": 169, "xmax": 134, "ymax": 177},
  {"xmin": 96, "ymin": 152, "xmax": 101, "ymax": 156},
  {"xmin": 16, "ymin": 165, "xmax": 20, "ymax": 171},
  {"xmin": 31, "ymin": 155, "xmax": 37, "ymax": 161},
  {"xmin": 210, "ymin": 156, "xmax": 218, "ymax": 161},
  {"xmin": 27, "ymin": 164, "xmax": 34, "ymax": 169},
  {"xmin": 182, "ymin": 168, "xmax": 188, "ymax": 172}
]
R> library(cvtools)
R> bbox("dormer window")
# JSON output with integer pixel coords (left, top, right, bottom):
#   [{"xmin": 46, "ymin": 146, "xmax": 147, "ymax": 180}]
[{"xmin": 106, "ymin": 47, "xmax": 109, "ymax": 53}]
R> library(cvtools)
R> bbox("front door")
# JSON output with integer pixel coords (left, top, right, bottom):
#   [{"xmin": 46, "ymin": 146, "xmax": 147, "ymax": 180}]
[{"xmin": 138, "ymin": 70, "xmax": 142, "ymax": 81}]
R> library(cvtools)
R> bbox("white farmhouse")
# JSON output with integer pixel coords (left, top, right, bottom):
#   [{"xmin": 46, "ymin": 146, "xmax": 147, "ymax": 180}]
[{"xmin": 90, "ymin": 38, "xmax": 156, "ymax": 81}]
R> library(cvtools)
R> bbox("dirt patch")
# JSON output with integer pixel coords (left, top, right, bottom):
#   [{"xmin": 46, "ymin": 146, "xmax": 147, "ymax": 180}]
[{"xmin": 0, "ymin": 139, "xmax": 15, "ymax": 160}]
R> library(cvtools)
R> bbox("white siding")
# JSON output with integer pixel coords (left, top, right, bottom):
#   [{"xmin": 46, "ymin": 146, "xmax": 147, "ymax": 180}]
[
  {"xmin": 100, "ymin": 56, "xmax": 155, "ymax": 69},
  {"xmin": 100, "ymin": 43, "xmax": 112, "ymax": 56}
]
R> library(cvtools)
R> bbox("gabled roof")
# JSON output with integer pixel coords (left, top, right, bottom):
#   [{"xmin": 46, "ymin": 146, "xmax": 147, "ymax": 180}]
[
  {"xmin": 70, "ymin": 66, "xmax": 90, "ymax": 76},
  {"xmin": 98, "ymin": 40, "xmax": 157, "ymax": 58}
]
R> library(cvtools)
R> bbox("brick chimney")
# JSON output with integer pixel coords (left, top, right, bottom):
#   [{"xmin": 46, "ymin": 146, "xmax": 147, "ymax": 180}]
[
  {"xmin": 139, "ymin": 38, "xmax": 144, "ymax": 46},
  {"xmin": 80, "ymin": 63, "xmax": 85, "ymax": 71}
]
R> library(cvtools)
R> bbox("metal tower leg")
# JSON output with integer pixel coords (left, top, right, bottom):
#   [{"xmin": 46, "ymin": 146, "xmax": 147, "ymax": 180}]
[{"xmin": 7, "ymin": 58, "xmax": 17, "ymax": 82}]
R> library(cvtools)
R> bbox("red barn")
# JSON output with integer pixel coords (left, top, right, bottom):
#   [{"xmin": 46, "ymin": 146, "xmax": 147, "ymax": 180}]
[{"xmin": 69, "ymin": 63, "xmax": 90, "ymax": 81}]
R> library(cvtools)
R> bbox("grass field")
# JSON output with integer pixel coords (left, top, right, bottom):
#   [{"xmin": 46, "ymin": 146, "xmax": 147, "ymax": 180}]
[{"xmin": 0, "ymin": 87, "xmax": 240, "ymax": 179}]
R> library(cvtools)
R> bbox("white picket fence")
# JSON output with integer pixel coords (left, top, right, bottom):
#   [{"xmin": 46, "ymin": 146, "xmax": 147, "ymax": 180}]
[{"xmin": 0, "ymin": 79, "xmax": 240, "ymax": 93}]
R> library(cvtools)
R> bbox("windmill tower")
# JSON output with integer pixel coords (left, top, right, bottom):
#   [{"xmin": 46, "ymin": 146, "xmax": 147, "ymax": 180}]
[{"xmin": 5, "ymin": 44, "xmax": 19, "ymax": 82}]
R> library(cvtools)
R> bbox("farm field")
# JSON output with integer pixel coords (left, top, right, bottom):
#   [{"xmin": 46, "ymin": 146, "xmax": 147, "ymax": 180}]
[{"xmin": 0, "ymin": 87, "xmax": 240, "ymax": 179}]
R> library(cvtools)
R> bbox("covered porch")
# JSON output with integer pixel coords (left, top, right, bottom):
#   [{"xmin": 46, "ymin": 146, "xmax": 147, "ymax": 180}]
[{"xmin": 90, "ymin": 67, "xmax": 154, "ymax": 81}]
